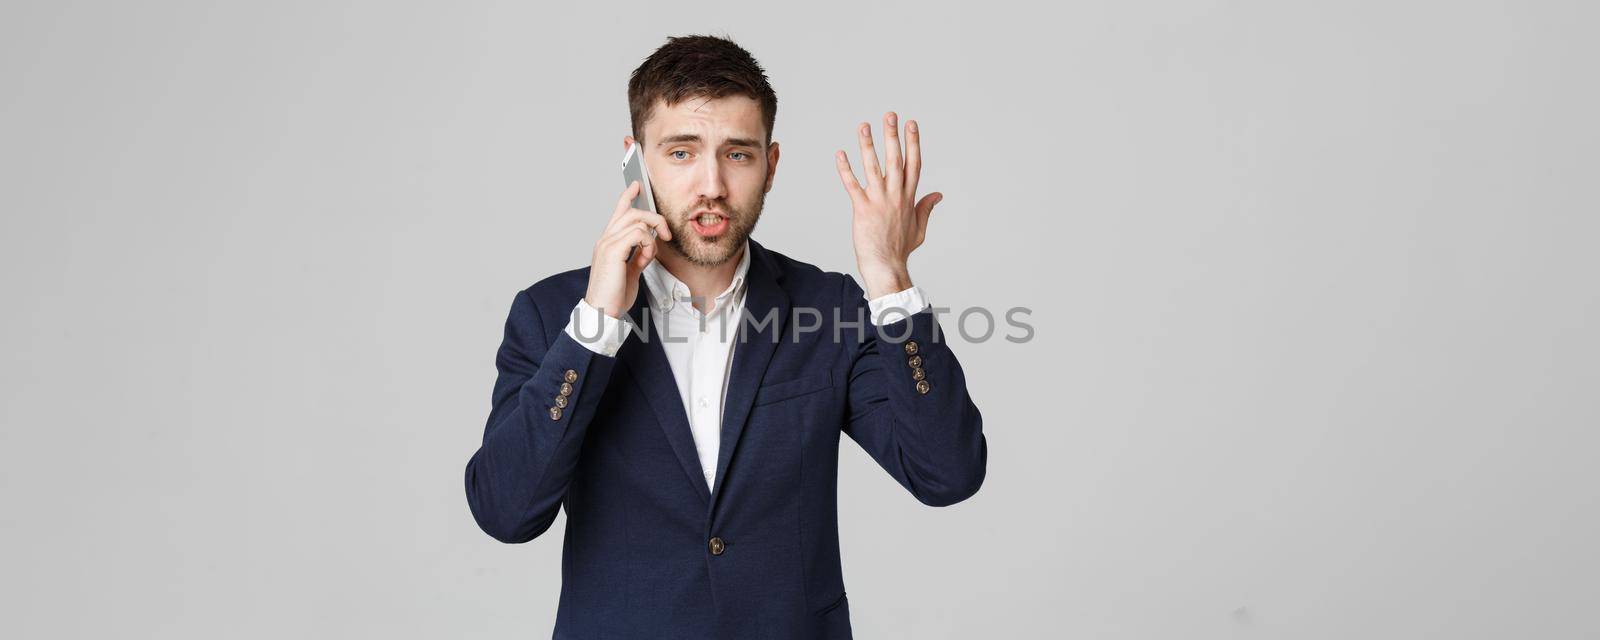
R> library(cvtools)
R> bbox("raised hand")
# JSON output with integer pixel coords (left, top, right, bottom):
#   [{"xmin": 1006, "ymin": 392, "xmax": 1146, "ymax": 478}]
[{"xmin": 834, "ymin": 111, "xmax": 944, "ymax": 299}]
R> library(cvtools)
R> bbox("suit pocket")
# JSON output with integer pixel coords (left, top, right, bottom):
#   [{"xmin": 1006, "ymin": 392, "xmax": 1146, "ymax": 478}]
[{"xmin": 753, "ymin": 371, "xmax": 833, "ymax": 406}]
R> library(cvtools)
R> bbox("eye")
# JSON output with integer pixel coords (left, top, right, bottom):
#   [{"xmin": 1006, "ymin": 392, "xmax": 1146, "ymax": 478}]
[
  {"xmin": 729, "ymin": 152, "xmax": 750, "ymax": 161},
  {"xmin": 670, "ymin": 150, "xmax": 690, "ymax": 160}
]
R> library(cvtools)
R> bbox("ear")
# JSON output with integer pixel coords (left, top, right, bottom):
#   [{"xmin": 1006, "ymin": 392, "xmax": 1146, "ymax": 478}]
[
  {"xmin": 764, "ymin": 141, "xmax": 781, "ymax": 193},
  {"xmin": 624, "ymin": 135, "xmax": 636, "ymax": 152}
]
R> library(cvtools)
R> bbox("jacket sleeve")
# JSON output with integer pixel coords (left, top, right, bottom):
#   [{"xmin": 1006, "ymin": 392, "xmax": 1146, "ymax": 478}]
[
  {"xmin": 464, "ymin": 288, "xmax": 621, "ymax": 543},
  {"xmin": 840, "ymin": 275, "xmax": 988, "ymax": 507}
]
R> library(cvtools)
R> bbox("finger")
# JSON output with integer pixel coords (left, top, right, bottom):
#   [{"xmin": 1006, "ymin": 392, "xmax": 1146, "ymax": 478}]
[
  {"xmin": 611, "ymin": 180, "xmax": 642, "ymax": 224},
  {"xmin": 608, "ymin": 220, "xmax": 652, "ymax": 245},
  {"xmin": 626, "ymin": 223, "xmax": 657, "ymax": 257},
  {"xmin": 921, "ymin": 193, "xmax": 940, "ymax": 232},
  {"xmin": 615, "ymin": 222, "xmax": 653, "ymax": 264},
  {"xmin": 628, "ymin": 231, "xmax": 657, "ymax": 272},
  {"xmin": 905, "ymin": 119, "xmax": 922, "ymax": 199},
  {"xmin": 601, "ymin": 221, "xmax": 648, "ymax": 257},
  {"xmin": 835, "ymin": 151, "xmax": 866, "ymax": 201},
  {"xmin": 612, "ymin": 208, "xmax": 672, "ymax": 240},
  {"xmin": 608, "ymin": 208, "xmax": 668, "ymax": 240},
  {"xmin": 914, "ymin": 192, "xmax": 942, "ymax": 244},
  {"xmin": 883, "ymin": 112, "xmax": 903, "ymax": 194},
  {"xmin": 857, "ymin": 122, "xmax": 883, "ymax": 191},
  {"xmin": 634, "ymin": 224, "xmax": 663, "ymax": 263}
]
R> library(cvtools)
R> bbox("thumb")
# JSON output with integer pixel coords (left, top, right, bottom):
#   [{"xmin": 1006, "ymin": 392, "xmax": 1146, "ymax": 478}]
[{"xmin": 915, "ymin": 192, "xmax": 943, "ymax": 226}]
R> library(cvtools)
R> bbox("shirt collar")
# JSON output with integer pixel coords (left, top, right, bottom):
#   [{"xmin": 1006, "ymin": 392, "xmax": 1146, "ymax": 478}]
[{"xmin": 642, "ymin": 239, "xmax": 752, "ymax": 314}]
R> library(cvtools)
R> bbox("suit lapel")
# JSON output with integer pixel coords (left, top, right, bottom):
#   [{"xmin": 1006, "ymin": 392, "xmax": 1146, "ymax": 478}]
[
  {"xmin": 617, "ymin": 275, "xmax": 711, "ymax": 505},
  {"xmin": 710, "ymin": 240, "xmax": 789, "ymax": 508}
]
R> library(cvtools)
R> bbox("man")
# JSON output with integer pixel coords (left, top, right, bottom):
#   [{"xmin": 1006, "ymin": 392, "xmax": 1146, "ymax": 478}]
[{"xmin": 464, "ymin": 34, "xmax": 987, "ymax": 639}]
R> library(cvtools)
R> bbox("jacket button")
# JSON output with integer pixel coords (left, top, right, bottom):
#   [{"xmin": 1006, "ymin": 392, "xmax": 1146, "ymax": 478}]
[
  {"xmin": 559, "ymin": 382, "xmax": 574, "ymax": 397},
  {"xmin": 564, "ymin": 369, "xmax": 579, "ymax": 383},
  {"xmin": 907, "ymin": 354, "xmax": 922, "ymax": 368},
  {"xmin": 548, "ymin": 406, "xmax": 563, "ymax": 420},
  {"xmin": 708, "ymin": 537, "xmax": 725, "ymax": 556},
  {"xmin": 915, "ymin": 379, "xmax": 931, "ymax": 395},
  {"xmin": 554, "ymin": 394, "xmax": 569, "ymax": 409},
  {"xmin": 903, "ymin": 340, "xmax": 919, "ymax": 355}
]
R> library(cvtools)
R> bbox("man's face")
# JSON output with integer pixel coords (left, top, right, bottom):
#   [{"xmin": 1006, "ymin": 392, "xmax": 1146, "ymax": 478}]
[{"xmin": 626, "ymin": 95, "xmax": 779, "ymax": 267}]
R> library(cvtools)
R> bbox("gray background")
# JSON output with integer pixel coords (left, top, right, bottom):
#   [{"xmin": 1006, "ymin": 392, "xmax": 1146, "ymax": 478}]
[{"xmin": 3, "ymin": 1, "xmax": 1596, "ymax": 638}]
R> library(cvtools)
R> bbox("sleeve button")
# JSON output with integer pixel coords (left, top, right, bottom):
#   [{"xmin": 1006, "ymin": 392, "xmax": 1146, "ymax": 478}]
[
  {"xmin": 564, "ymin": 369, "xmax": 579, "ymax": 383},
  {"xmin": 911, "ymin": 367, "xmax": 926, "ymax": 381},
  {"xmin": 907, "ymin": 355, "xmax": 922, "ymax": 368},
  {"xmin": 548, "ymin": 406, "xmax": 563, "ymax": 420},
  {"xmin": 559, "ymin": 382, "xmax": 574, "ymax": 396},
  {"xmin": 915, "ymin": 379, "xmax": 931, "ymax": 395},
  {"xmin": 903, "ymin": 340, "xmax": 919, "ymax": 356},
  {"xmin": 554, "ymin": 395, "xmax": 569, "ymax": 408}
]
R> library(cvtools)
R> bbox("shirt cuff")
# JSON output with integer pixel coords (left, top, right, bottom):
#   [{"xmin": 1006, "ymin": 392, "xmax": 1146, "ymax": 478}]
[
  {"xmin": 866, "ymin": 285, "xmax": 929, "ymax": 326},
  {"xmin": 563, "ymin": 298, "xmax": 633, "ymax": 357}
]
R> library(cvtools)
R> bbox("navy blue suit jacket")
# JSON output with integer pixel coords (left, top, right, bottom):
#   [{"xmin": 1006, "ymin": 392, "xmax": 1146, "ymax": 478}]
[{"xmin": 464, "ymin": 238, "xmax": 987, "ymax": 639}]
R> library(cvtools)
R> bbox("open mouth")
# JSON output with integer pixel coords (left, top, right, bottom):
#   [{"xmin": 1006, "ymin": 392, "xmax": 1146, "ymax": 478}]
[{"xmin": 689, "ymin": 211, "xmax": 730, "ymax": 237}]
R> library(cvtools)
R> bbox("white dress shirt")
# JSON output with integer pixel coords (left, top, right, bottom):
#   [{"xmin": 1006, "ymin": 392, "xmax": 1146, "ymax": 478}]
[{"xmin": 563, "ymin": 240, "xmax": 928, "ymax": 492}]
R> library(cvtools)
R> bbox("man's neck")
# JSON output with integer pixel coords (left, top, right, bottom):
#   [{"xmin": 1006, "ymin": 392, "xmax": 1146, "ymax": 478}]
[{"xmin": 656, "ymin": 243, "xmax": 747, "ymax": 314}]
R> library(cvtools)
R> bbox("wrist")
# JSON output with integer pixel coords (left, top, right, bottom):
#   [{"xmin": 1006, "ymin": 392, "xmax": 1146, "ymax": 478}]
[
  {"xmin": 858, "ymin": 262, "xmax": 913, "ymax": 299},
  {"xmin": 583, "ymin": 294, "xmax": 625, "ymax": 319}
]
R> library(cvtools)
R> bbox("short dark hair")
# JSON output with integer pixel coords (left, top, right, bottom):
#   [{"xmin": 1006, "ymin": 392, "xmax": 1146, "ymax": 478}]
[{"xmin": 628, "ymin": 34, "xmax": 778, "ymax": 146}]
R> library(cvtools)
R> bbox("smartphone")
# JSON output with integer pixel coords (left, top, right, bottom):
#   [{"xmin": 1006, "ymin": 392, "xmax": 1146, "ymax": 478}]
[{"xmin": 620, "ymin": 141, "xmax": 658, "ymax": 263}]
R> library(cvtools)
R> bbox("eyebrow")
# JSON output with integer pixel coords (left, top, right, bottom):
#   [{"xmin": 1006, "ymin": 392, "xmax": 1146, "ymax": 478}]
[{"xmin": 655, "ymin": 133, "xmax": 764, "ymax": 149}]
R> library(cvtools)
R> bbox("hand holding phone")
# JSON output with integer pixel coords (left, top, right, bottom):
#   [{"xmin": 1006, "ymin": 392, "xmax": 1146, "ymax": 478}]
[{"xmin": 582, "ymin": 145, "xmax": 671, "ymax": 319}]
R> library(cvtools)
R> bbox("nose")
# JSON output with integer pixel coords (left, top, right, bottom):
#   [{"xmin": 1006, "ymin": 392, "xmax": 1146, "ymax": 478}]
[{"xmin": 694, "ymin": 154, "xmax": 728, "ymax": 203}]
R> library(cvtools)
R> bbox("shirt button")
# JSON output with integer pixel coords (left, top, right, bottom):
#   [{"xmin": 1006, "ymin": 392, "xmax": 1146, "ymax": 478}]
[
  {"xmin": 698, "ymin": 396, "xmax": 708, "ymax": 408},
  {"xmin": 709, "ymin": 537, "xmax": 725, "ymax": 556}
]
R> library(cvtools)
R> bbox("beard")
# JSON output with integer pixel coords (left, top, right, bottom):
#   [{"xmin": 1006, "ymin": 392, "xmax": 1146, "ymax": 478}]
[{"xmin": 659, "ymin": 189, "xmax": 765, "ymax": 267}]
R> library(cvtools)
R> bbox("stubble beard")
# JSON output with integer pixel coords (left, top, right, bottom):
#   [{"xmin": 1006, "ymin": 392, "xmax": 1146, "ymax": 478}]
[{"xmin": 660, "ymin": 190, "xmax": 765, "ymax": 267}]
